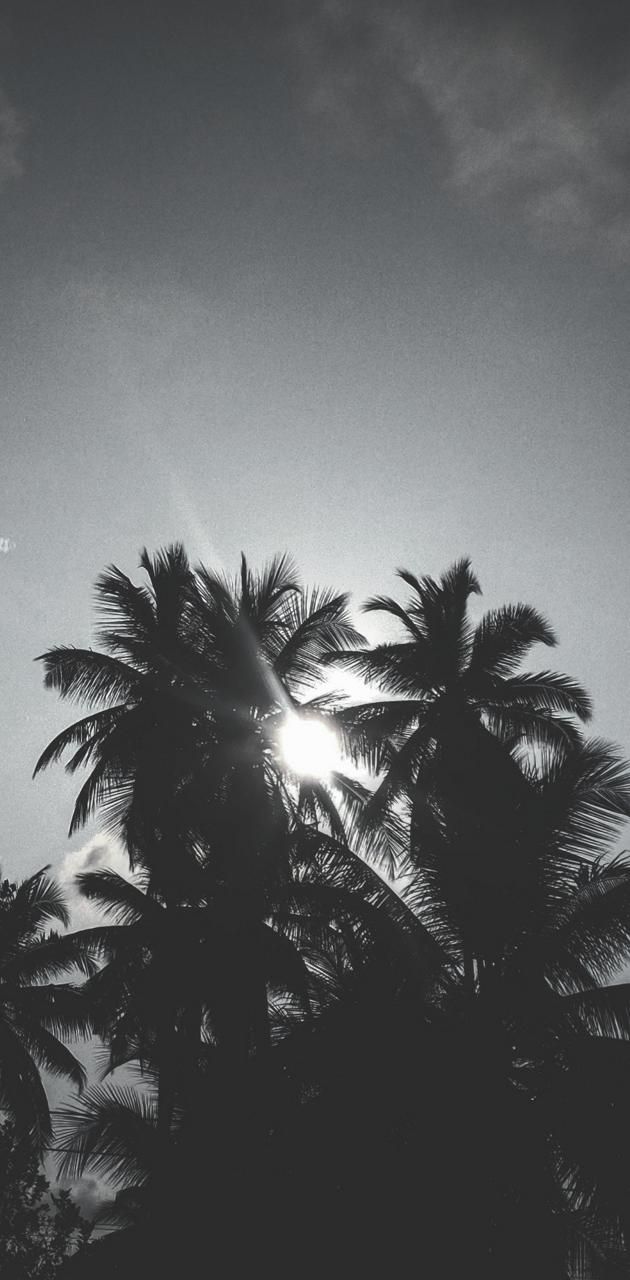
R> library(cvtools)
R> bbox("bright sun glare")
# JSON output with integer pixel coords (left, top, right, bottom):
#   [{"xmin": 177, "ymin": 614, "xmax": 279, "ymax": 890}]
[{"xmin": 279, "ymin": 715, "xmax": 340, "ymax": 780}]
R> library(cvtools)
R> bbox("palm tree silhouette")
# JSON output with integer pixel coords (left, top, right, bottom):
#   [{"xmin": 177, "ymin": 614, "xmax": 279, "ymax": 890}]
[
  {"xmin": 36, "ymin": 549, "xmax": 630, "ymax": 1279},
  {"xmin": 0, "ymin": 868, "xmax": 94, "ymax": 1149},
  {"xmin": 34, "ymin": 548, "xmax": 369, "ymax": 1203},
  {"xmin": 333, "ymin": 558, "xmax": 591, "ymax": 857},
  {"xmin": 34, "ymin": 546, "xmax": 365, "ymax": 854},
  {"xmin": 391, "ymin": 735, "xmax": 630, "ymax": 1275}
]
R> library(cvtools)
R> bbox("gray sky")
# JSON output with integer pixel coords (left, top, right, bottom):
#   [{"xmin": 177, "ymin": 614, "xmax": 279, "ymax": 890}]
[{"xmin": 1, "ymin": 0, "xmax": 629, "ymax": 882}]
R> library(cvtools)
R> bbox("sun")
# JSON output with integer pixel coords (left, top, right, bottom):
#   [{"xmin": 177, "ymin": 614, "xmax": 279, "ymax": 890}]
[{"xmin": 279, "ymin": 714, "xmax": 340, "ymax": 780}]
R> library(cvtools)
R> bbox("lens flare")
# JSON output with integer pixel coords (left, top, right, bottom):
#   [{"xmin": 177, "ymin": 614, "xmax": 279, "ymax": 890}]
[{"xmin": 279, "ymin": 715, "xmax": 340, "ymax": 780}]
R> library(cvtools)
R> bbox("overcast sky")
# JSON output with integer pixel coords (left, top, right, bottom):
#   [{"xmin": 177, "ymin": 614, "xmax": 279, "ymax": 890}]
[{"xmin": 1, "ymin": 0, "xmax": 629, "ymax": 882}]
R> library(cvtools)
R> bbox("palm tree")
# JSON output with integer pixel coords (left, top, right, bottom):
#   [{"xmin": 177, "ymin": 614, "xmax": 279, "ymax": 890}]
[
  {"xmin": 332, "ymin": 558, "xmax": 591, "ymax": 864},
  {"xmin": 180, "ymin": 550, "xmax": 369, "ymax": 852},
  {"xmin": 258, "ymin": 733, "xmax": 630, "ymax": 1279},
  {"xmin": 327, "ymin": 561, "xmax": 630, "ymax": 1277},
  {"xmin": 33, "ymin": 546, "xmax": 365, "ymax": 866},
  {"xmin": 34, "ymin": 547, "xmax": 369, "ymax": 1200},
  {"xmin": 0, "ymin": 867, "xmax": 94, "ymax": 1149},
  {"xmin": 385, "ymin": 734, "xmax": 630, "ymax": 1277}
]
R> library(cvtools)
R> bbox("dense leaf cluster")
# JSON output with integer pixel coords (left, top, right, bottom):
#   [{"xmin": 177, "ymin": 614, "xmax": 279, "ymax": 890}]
[
  {"xmin": 4, "ymin": 547, "xmax": 630, "ymax": 1278},
  {"xmin": 0, "ymin": 1119, "xmax": 91, "ymax": 1278}
]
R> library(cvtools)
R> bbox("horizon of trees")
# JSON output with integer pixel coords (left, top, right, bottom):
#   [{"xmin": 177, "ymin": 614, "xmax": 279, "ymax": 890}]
[{"xmin": 2, "ymin": 545, "xmax": 630, "ymax": 1278}]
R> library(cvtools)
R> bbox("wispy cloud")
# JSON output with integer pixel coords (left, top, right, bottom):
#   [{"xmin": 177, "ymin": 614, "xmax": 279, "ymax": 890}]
[
  {"xmin": 0, "ymin": 85, "xmax": 24, "ymax": 186},
  {"xmin": 287, "ymin": 0, "xmax": 630, "ymax": 260}
]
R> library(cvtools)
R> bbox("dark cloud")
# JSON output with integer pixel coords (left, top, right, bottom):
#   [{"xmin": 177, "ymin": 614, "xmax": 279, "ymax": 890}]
[
  {"xmin": 286, "ymin": 0, "xmax": 630, "ymax": 259},
  {"xmin": 55, "ymin": 1175, "xmax": 113, "ymax": 1220}
]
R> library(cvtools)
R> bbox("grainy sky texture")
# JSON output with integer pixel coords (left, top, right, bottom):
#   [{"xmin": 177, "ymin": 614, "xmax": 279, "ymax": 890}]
[{"xmin": 1, "ymin": 0, "xmax": 629, "ymax": 881}]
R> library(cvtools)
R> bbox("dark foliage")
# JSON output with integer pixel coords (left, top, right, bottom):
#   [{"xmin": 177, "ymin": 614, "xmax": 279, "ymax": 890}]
[
  {"xmin": 0, "ymin": 1119, "xmax": 91, "ymax": 1279},
  {"xmin": 0, "ymin": 873, "xmax": 94, "ymax": 1150},
  {"xmin": 24, "ymin": 548, "xmax": 630, "ymax": 1279}
]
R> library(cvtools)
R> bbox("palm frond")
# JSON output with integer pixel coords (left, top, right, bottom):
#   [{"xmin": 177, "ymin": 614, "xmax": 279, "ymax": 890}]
[
  {"xmin": 469, "ymin": 604, "xmax": 556, "ymax": 676},
  {"xmin": 243, "ymin": 552, "xmax": 300, "ymax": 624},
  {"xmin": 541, "ymin": 739, "xmax": 630, "ymax": 864},
  {"xmin": 328, "ymin": 643, "xmax": 435, "ymax": 697},
  {"xmin": 75, "ymin": 870, "xmax": 157, "ymax": 927},
  {"xmin": 273, "ymin": 587, "xmax": 364, "ymax": 689},
  {"xmin": 334, "ymin": 698, "xmax": 431, "ymax": 773},
  {"xmin": 286, "ymin": 829, "xmax": 451, "ymax": 978},
  {"xmin": 11, "ymin": 867, "xmax": 70, "ymax": 932},
  {"xmin": 37, "ymin": 648, "xmax": 142, "ymax": 709},
  {"xmin": 362, "ymin": 595, "xmax": 426, "ymax": 641},
  {"xmin": 9, "ymin": 983, "xmax": 94, "ymax": 1040},
  {"xmin": 563, "ymin": 983, "xmax": 630, "ymax": 1040},
  {"xmin": 484, "ymin": 707, "xmax": 583, "ymax": 755},
  {"xmin": 9, "ymin": 1014, "xmax": 86, "ymax": 1089},
  {"xmin": 32, "ymin": 706, "xmax": 128, "ymax": 776},
  {"xmin": 439, "ymin": 557, "xmax": 481, "ymax": 603},
  {"xmin": 402, "ymin": 569, "xmax": 442, "ymax": 616},
  {"xmin": 295, "ymin": 778, "xmax": 348, "ymax": 844},
  {"xmin": 67, "ymin": 758, "xmax": 133, "ymax": 837},
  {"xmin": 541, "ymin": 855, "xmax": 630, "ymax": 986},
  {"xmin": 138, "ymin": 544, "xmax": 194, "ymax": 662},
  {"xmin": 139, "ymin": 543, "xmax": 190, "ymax": 596},
  {"xmin": 435, "ymin": 558, "xmax": 481, "ymax": 675},
  {"xmin": 94, "ymin": 564, "xmax": 156, "ymax": 657},
  {"xmin": 193, "ymin": 564, "xmax": 239, "ymax": 628},
  {"xmin": 0, "ymin": 1024, "xmax": 52, "ymax": 1147},
  {"xmin": 477, "ymin": 671, "xmax": 592, "ymax": 722},
  {"xmin": 54, "ymin": 1084, "xmax": 159, "ymax": 1187},
  {"xmin": 1, "ymin": 930, "xmax": 100, "ymax": 983}
]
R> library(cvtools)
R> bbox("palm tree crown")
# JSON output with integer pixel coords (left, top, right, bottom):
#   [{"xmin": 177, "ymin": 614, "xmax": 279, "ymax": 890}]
[
  {"xmin": 334, "ymin": 558, "xmax": 591, "ymax": 862},
  {"xmin": 34, "ymin": 546, "xmax": 365, "ymax": 878}
]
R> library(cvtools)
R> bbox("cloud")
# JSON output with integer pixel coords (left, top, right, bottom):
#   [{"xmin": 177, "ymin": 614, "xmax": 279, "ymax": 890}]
[
  {"xmin": 286, "ymin": 0, "xmax": 630, "ymax": 260},
  {"xmin": 0, "ymin": 536, "xmax": 16, "ymax": 553},
  {"xmin": 54, "ymin": 1174, "xmax": 114, "ymax": 1221},
  {"xmin": 57, "ymin": 836, "xmax": 133, "ymax": 930},
  {"xmin": 0, "ymin": 85, "xmax": 24, "ymax": 186}
]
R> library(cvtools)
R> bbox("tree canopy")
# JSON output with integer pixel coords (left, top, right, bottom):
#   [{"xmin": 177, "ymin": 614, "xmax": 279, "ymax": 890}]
[
  {"xmin": 0, "ymin": 1119, "xmax": 91, "ymax": 1279},
  {"xmin": 7, "ymin": 545, "xmax": 628, "ymax": 1278}
]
